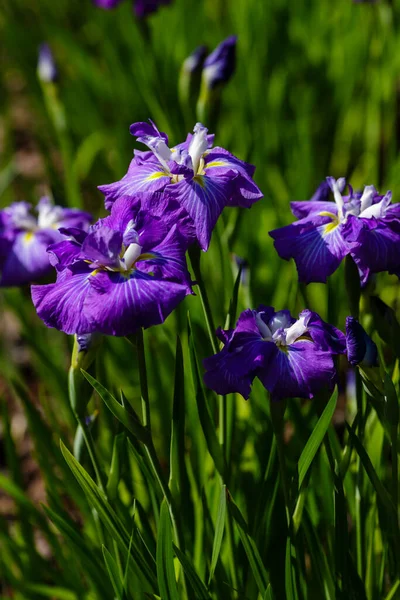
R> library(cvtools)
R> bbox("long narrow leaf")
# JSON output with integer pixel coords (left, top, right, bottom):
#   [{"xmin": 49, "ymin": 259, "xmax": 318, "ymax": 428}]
[{"xmin": 156, "ymin": 501, "xmax": 180, "ymax": 600}]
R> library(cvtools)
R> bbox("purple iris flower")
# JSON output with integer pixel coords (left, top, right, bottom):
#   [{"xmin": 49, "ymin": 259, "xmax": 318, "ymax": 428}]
[
  {"xmin": 99, "ymin": 121, "xmax": 263, "ymax": 250},
  {"xmin": 269, "ymin": 177, "xmax": 400, "ymax": 284},
  {"xmin": 31, "ymin": 196, "xmax": 193, "ymax": 336},
  {"xmin": 93, "ymin": 0, "xmax": 171, "ymax": 18},
  {"xmin": 37, "ymin": 44, "xmax": 57, "ymax": 83},
  {"xmin": 203, "ymin": 306, "xmax": 346, "ymax": 400},
  {"xmin": 202, "ymin": 36, "xmax": 237, "ymax": 90},
  {"xmin": 345, "ymin": 316, "xmax": 378, "ymax": 367},
  {"xmin": 0, "ymin": 198, "xmax": 92, "ymax": 287}
]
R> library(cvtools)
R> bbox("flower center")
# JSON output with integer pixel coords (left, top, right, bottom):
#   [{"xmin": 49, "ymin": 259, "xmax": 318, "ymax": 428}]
[{"xmin": 256, "ymin": 311, "xmax": 311, "ymax": 348}]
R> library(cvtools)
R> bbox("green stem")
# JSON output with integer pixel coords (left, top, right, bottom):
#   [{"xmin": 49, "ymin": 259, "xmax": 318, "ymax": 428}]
[
  {"xmin": 135, "ymin": 328, "xmax": 185, "ymax": 553},
  {"xmin": 188, "ymin": 246, "xmax": 218, "ymax": 355}
]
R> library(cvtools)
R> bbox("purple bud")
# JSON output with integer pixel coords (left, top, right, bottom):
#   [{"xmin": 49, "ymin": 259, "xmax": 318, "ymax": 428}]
[
  {"xmin": 345, "ymin": 317, "xmax": 378, "ymax": 368},
  {"xmin": 203, "ymin": 35, "xmax": 237, "ymax": 89},
  {"xmin": 182, "ymin": 45, "xmax": 208, "ymax": 75},
  {"xmin": 37, "ymin": 44, "xmax": 57, "ymax": 83}
]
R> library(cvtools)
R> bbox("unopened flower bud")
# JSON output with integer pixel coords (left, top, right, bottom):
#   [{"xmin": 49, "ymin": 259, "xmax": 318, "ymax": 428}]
[
  {"xmin": 345, "ymin": 317, "xmax": 378, "ymax": 368},
  {"xmin": 37, "ymin": 44, "xmax": 57, "ymax": 83}
]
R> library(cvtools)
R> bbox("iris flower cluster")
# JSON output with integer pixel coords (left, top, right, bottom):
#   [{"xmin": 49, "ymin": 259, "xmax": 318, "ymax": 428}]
[
  {"xmin": 203, "ymin": 176, "xmax": 395, "ymax": 401},
  {"xmin": 25, "ymin": 121, "xmax": 262, "ymax": 336},
  {"xmin": 5, "ymin": 110, "xmax": 392, "ymax": 401}
]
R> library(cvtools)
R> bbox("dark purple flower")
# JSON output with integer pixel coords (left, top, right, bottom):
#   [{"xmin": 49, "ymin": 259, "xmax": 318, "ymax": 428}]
[
  {"xmin": 203, "ymin": 306, "xmax": 346, "ymax": 400},
  {"xmin": 269, "ymin": 177, "xmax": 400, "ymax": 284},
  {"xmin": 202, "ymin": 36, "xmax": 237, "ymax": 90},
  {"xmin": 0, "ymin": 198, "xmax": 92, "ymax": 287},
  {"xmin": 93, "ymin": 0, "xmax": 170, "ymax": 17},
  {"xmin": 31, "ymin": 196, "xmax": 193, "ymax": 336},
  {"xmin": 99, "ymin": 121, "xmax": 263, "ymax": 250},
  {"xmin": 345, "ymin": 316, "xmax": 378, "ymax": 367},
  {"xmin": 38, "ymin": 44, "xmax": 57, "ymax": 83}
]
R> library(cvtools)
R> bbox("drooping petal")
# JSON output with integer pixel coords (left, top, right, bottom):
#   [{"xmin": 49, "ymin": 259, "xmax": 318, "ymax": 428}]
[
  {"xmin": 203, "ymin": 330, "xmax": 275, "ymax": 399},
  {"xmin": 32, "ymin": 269, "xmax": 94, "ymax": 334},
  {"xmin": 98, "ymin": 158, "xmax": 170, "ymax": 210},
  {"xmin": 136, "ymin": 225, "xmax": 193, "ymax": 287},
  {"xmin": 85, "ymin": 270, "xmax": 190, "ymax": 336},
  {"xmin": 341, "ymin": 215, "xmax": 400, "ymax": 283},
  {"xmin": 258, "ymin": 341, "xmax": 337, "ymax": 400},
  {"xmin": 165, "ymin": 174, "xmax": 232, "ymax": 250},
  {"xmin": 269, "ymin": 216, "xmax": 349, "ymax": 284}
]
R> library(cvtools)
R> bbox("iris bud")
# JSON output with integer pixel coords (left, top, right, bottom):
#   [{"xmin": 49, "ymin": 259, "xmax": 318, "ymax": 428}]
[
  {"xmin": 197, "ymin": 36, "xmax": 237, "ymax": 127},
  {"xmin": 37, "ymin": 44, "xmax": 57, "ymax": 83},
  {"xmin": 345, "ymin": 316, "xmax": 378, "ymax": 368}
]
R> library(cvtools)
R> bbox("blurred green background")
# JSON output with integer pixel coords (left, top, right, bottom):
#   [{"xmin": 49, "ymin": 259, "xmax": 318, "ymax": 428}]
[{"xmin": 1, "ymin": 1, "xmax": 400, "ymax": 598}]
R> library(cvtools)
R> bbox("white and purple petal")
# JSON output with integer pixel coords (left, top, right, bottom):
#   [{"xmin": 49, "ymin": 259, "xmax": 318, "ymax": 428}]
[
  {"xmin": 85, "ymin": 270, "xmax": 189, "ymax": 336},
  {"xmin": 258, "ymin": 342, "xmax": 337, "ymax": 401},
  {"xmin": 98, "ymin": 158, "xmax": 170, "ymax": 210},
  {"xmin": 31, "ymin": 268, "xmax": 94, "ymax": 334},
  {"xmin": 269, "ymin": 216, "xmax": 349, "ymax": 284},
  {"xmin": 165, "ymin": 174, "xmax": 232, "ymax": 250}
]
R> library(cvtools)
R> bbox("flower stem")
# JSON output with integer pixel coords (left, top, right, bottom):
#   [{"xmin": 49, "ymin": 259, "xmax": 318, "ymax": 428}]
[
  {"xmin": 188, "ymin": 246, "xmax": 218, "ymax": 355},
  {"xmin": 135, "ymin": 328, "xmax": 185, "ymax": 553}
]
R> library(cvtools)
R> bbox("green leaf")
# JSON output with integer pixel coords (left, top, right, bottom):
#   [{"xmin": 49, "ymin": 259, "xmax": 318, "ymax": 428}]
[
  {"xmin": 264, "ymin": 584, "xmax": 275, "ymax": 600},
  {"xmin": 23, "ymin": 584, "xmax": 78, "ymax": 600},
  {"xmin": 302, "ymin": 510, "xmax": 335, "ymax": 600},
  {"xmin": 103, "ymin": 545, "xmax": 123, "ymax": 600},
  {"xmin": 384, "ymin": 579, "xmax": 400, "ymax": 600},
  {"xmin": 43, "ymin": 505, "xmax": 113, "ymax": 596},
  {"xmin": 297, "ymin": 388, "xmax": 338, "ymax": 490},
  {"xmin": 60, "ymin": 440, "xmax": 158, "ymax": 591},
  {"xmin": 169, "ymin": 336, "xmax": 188, "ymax": 503},
  {"xmin": 285, "ymin": 538, "xmax": 298, "ymax": 600},
  {"xmin": 81, "ymin": 370, "xmax": 150, "ymax": 444},
  {"xmin": 227, "ymin": 493, "xmax": 269, "ymax": 595},
  {"xmin": 156, "ymin": 501, "xmax": 180, "ymax": 600},
  {"xmin": 173, "ymin": 545, "xmax": 211, "ymax": 600},
  {"xmin": 187, "ymin": 313, "xmax": 225, "ymax": 477},
  {"xmin": 344, "ymin": 422, "xmax": 395, "ymax": 515},
  {"xmin": 208, "ymin": 483, "xmax": 226, "ymax": 585},
  {"xmin": 107, "ymin": 432, "xmax": 126, "ymax": 501}
]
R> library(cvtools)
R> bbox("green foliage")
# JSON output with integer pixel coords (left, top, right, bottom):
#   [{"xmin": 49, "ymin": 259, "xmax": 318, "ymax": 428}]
[{"xmin": 1, "ymin": 0, "xmax": 400, "ymax": 599}]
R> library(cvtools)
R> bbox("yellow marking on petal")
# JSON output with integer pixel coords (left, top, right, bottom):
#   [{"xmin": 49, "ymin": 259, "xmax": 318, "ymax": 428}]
[
  {"xmin": 205, "ymin": 160, "xmax": 227, "ymax": 168},
  {"xmin": 319, "ymin": 211, "xmax": 340, "ymax": 235},
  {"xmin": 193, "ymin": 175, "xmax": 205, "ymax": 188},
  {"xmin": 90, "ymin": 269, "xmax": 100, "ymax": 277},
  {"xmin": 145, "ymin": 171, "xmax": 168, "ymax": 181},
  {"xmin": 23, "ymin": 232, "xmax": 34, "ymax": 243},
  {"xmin": 137, "ymin": 253, "xmax": 155, "ymax": 261}
]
